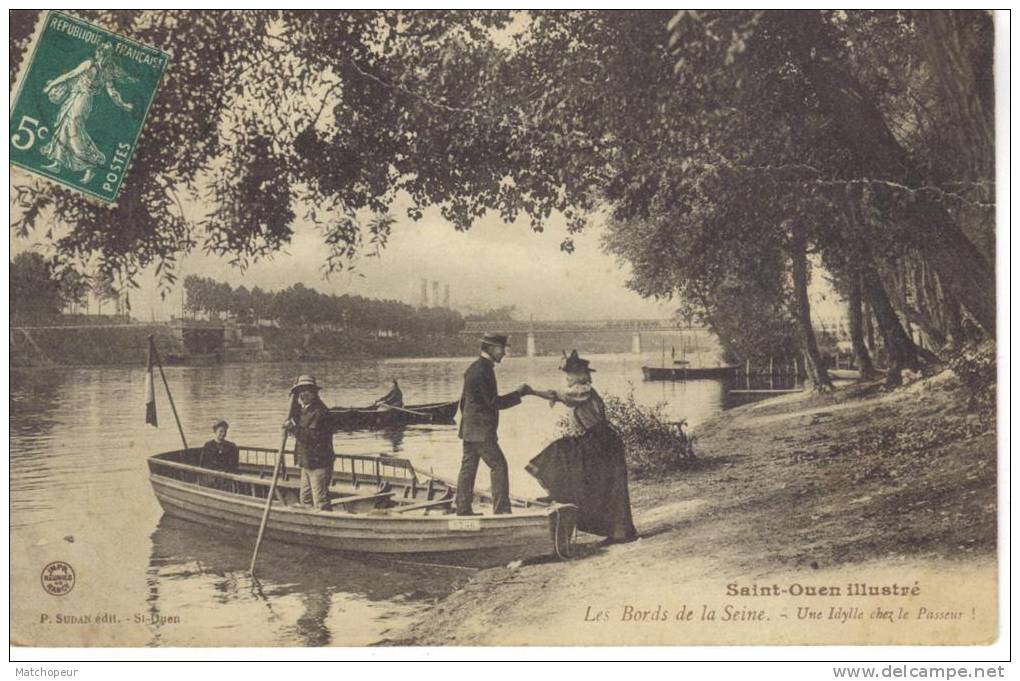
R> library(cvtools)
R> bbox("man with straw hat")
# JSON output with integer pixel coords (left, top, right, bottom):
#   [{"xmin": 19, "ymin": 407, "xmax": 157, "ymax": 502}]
[
  {"xmin": 283, "ymin": 375, "xmax": 335, "ymax": 511},
  {"xmin": 455, "ymin": 332, "xmax": 529, "ymax": 516}
]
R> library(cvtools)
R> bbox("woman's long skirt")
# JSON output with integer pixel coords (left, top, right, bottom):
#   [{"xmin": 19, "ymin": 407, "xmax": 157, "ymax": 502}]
[{"xmin": 526, "ymin": 422, "xmax": 637, "ymax": 541}]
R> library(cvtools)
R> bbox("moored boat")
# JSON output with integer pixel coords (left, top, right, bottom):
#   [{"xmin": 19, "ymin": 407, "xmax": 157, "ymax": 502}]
[
  {"xmin": 328, "ymin": 400, "xmax": 459, "ymax": 430},
  {"xmin": 147, "ymin": 446, "xmax": 575, "ymax": 567},
  {"xmin": 642, "ymin": 365, "xmax": 740, "ymax": 381}
]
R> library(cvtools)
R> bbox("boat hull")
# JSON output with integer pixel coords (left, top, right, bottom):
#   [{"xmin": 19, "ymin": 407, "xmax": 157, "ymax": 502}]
[
  {"xmin": 328, "ymin": 400, "xmax": 459, "ymax": 430},
  {"xmin": 147, "ymin": 448, "xmax": 575, "ymax": 568}
]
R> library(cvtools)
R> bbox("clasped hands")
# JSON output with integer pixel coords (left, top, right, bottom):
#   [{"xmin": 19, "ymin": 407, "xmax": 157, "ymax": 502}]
[{"xmin": 516, "ymin": 384, "xmax": 557, "ymax": 405}]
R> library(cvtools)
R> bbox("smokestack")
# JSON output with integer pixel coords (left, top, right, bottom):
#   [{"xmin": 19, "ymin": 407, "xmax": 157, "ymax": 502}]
[
  {"xmin": 432, "ymin": 281, "xmax": 440, "ymax": 308},
  {"xmin": 444, "ymin": 284, "xmax": 450, "ymax": 309},
  {"xmin": 420, "ymin": 279, "xmax": 428, "ymax": 308}
]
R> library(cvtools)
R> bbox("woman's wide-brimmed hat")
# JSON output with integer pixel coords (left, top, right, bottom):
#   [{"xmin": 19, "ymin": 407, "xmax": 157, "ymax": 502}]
[
  {"xmin": 560, "ymin": 349, "xmax": 595, "ymax": 373},
  {"xmin": 480, "ymin": 332, "xmax": 510, "ymax": 347},
  {"xmin": 290, "ymin": 375, "xmax": 321, "ymax": 394}
]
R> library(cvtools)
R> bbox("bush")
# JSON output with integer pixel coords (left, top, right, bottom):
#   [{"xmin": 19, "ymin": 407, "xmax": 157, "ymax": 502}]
[
  {"xmin": 558, "ymin": 389, "xmax": 696, "ymax": 478},
  {"xmin": 947, "ymin": 341, "xmax": 996, "ymax": 408}
]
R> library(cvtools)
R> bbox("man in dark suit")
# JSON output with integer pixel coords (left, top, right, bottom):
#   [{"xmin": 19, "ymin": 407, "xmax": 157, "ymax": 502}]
[{"xmin": 456, "ymin": 332, "xmax": 528, "ymax": 515}]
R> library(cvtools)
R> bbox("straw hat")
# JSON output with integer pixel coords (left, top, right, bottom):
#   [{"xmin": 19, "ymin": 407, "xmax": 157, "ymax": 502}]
[{"xmin": 290, "ymin": 375, "xmax": 321, "ymax": 394}]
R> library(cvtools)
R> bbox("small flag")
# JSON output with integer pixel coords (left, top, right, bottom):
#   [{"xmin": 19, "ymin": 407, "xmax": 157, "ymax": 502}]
[{"xmin": 145, "ymin": 341, "xmax": 158, "ymax": 427}]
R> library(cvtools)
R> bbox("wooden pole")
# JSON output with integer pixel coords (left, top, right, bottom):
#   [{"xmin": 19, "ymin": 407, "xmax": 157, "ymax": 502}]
[
  {"xmin": 250, "ymin": 392, "xmax": 297, "ymax": 576},
  {"xmin": 149, "ymin": 335, "xmax": 188, "ymax": 451}
]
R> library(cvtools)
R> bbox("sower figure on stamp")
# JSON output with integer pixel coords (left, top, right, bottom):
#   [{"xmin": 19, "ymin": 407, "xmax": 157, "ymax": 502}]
[
  {"xmin": 455, "ymin": 333, "xmax": 528, "ymax": 516},
  {"xmin": 283, "ymin": 375, "xmax": 336, "ymax": 511}
]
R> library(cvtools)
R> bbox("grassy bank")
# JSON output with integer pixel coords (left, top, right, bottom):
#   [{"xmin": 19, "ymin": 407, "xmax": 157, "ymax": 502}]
[
  {"xmin": 10, "ymin": 324, "xmax": 180, "ymax": 367},
  {"xmin": 382, "ymin": 366, "xmax": 997, "ymax": 645}
]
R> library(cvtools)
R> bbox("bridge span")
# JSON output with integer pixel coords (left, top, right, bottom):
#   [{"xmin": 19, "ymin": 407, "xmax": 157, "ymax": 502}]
[{"xmin": 459, "ymin": 319, "xmax": 712, "ymax": 357}]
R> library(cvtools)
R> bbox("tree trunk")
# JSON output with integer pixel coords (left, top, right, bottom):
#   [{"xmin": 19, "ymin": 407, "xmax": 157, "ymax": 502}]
[
  {"xmin": 790, "ymin": 226, "xmax": 833, "ymax": 391},
  {"xmin": 860, "ymin": 265, "xmax": 921, "ymax": 387},
  {"xmin": 847, "ymin": 273, "xmax": 876, "ymax": 379},
  {"xmin": 863, "ymin": 301, "xmax": 877, "ymax": 355},
  {"xmin": 942, "ymin": 289, "xmax": 965, "ymax": 347},
  {"xmin": 880, "ymin": 261, "xmax": 947, "ymax": 354},
  {"xmin": 781, "ymin": 11, "xmax": 996, "ymax": 337}
]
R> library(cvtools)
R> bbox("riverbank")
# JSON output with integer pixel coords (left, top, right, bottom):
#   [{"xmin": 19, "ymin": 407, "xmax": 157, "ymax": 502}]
[{"xmin": 382, "ymin": 368, "xmax": 998, "ymax": 646}]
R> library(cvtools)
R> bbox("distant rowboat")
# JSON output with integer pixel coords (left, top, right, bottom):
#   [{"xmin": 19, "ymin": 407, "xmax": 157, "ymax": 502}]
[
  {"xmin": 328, "ymin": 400, "xmax": 459, "ymax": 430},
  {"xmin": 148, "ymin": 446, "xmax": 575, "ymax": 567}
]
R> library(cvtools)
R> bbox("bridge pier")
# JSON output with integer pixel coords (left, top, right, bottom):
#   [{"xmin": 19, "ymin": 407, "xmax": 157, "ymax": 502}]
[
  {"xmin": 631, "ymin": 332, "xmax": 642, "ymax": 355},
  {"xmin": 526, "ymin": 332, "xmax": 536, "ymax": 358}
]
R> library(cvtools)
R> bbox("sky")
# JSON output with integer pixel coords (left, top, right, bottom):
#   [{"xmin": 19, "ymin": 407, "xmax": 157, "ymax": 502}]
[
  {"xmin": 51, "ymin": 202, "xmax": 680, "ymax": 322},
  {"xmin": 15, "ymin": 191, "xmax": 846, "ymax": 326}
]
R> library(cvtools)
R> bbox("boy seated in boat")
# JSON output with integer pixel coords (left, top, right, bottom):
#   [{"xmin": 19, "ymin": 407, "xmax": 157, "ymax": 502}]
[
  {"xmin": 372, "ymin": 379, "xmax": 404, "ymax": 409},
  {"xmin": 202, "ymin": 420, "xmax": 239, "ymax": 471}
]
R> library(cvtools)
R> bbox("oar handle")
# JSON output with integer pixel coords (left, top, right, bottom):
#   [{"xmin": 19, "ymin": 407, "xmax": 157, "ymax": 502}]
[{"xmin": 249, "ymin": 393, "xmax": 296, "ymax": 576}]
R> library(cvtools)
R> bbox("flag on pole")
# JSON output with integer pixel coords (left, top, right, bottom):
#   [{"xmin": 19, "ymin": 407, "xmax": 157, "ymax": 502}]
[{"xmin": 145, "ymin": 340, "xmax": 158, "ymax": 427}]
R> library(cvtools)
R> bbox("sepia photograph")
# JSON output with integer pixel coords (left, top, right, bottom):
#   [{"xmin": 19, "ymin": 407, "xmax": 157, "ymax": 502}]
[{"xmin": 8, "ymin": 9, "xmax": 1004, "ymax": 655}]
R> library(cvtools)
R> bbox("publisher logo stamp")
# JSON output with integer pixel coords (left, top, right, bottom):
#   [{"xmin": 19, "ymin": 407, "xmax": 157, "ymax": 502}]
[
  {"xmin": 9, "ymin": 11, "xmax": 169, "ymax": 203},
  {"xmin": 41, "ymin": 561, "xmax": 76, "ymax": 596}
]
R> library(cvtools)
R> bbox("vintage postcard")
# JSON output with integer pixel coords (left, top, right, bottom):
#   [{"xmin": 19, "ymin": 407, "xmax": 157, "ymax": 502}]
[
  {"xmin": 9, "ymin": 10, "xmax": 169, "ymax": 203},
  {"xmin": 9, "ymin": 10, "xmax": 1002, "ymax": 651}
]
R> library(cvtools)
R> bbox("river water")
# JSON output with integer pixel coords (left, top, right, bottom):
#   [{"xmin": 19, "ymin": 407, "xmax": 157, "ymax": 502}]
[{"xmin": 10, "ymin": 352, "xmax": 726, "ymax": 647}]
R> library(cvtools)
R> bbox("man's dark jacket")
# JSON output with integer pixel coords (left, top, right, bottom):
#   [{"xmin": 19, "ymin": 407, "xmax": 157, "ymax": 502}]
[
  {"xmin": 458, "ymin": 356, "xmax": 521, "ymax": 442},
  {"xmin": 291, "ymin": 397, "xmax": 336, "ymax": 469}
]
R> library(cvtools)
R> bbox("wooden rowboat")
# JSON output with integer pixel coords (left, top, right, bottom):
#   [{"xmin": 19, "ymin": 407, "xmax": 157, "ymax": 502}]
[
  {"xmin": 147, "ymin": 446, "xmax": 576, "ymax": 567},
  {"xmin": 328, "ymin": 400, "xmax": 459, "ymax": 430}
]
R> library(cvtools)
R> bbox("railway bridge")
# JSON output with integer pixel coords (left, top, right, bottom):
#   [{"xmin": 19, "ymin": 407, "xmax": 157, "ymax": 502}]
[{"xmin": 459, "ymin": 319, "xmax": 709, "ymax": 357}]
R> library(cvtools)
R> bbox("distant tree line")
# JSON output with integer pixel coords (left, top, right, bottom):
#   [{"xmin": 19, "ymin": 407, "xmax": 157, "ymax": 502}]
[
  {"xmin": 11, "ymin": 252, "xmax": 127, "ymax": 320},
  {"xmin": 183, "ymin": 275, "xmax": 465, "ymax": 335}
]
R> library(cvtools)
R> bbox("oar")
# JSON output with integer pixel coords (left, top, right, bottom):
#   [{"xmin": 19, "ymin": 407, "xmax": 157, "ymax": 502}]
[
  {"xmin": 378, "ymin": 404, "xmax": 428, "ymax": 417},
  {"xmin": 249, "ymin": 392, "xmax": 297, "ymax": 576}
]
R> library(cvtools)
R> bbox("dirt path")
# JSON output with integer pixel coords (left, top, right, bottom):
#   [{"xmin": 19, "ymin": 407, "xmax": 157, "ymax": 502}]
[{"xmin": 381, "ymin": 372, "xmax": 997, "ymax": 646}]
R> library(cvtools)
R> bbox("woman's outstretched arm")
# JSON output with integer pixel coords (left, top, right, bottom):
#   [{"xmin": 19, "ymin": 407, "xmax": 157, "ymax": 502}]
[
  {"xmin": 45, "ymin": 60, "xmax": 90, "ymax": 91},
  {"xmin": 525, "ymin": 387, "xmax": 591, "ymax": 405}
]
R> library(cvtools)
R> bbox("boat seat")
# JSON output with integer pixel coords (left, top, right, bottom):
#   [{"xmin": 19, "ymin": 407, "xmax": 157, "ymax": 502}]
[
  {"xmin": 330, "ymin": 491, "xmax": 396, "ymax": 511},
  {"xmin": 392, "ymin": 491, "xmax": 455, "ymax": 515}
]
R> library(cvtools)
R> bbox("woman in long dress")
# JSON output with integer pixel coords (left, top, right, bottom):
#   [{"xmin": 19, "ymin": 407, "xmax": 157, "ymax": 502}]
[
  {"xmin": 40, "ymin": 42, "xmax": 134, "ymax": 184},
  {"xmin": 524, "ymin": 351, "xmax": 638, "ymax": 544}
]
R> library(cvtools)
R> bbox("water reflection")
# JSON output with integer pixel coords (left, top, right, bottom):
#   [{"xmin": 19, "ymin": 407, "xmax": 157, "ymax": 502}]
[
  {"xmin": 379, "ymin": 426, "xmax": 406, "ymax": 453},
  {"xmin": 146, "ymin": 516, "xmax": 471, "ymax": 646}
]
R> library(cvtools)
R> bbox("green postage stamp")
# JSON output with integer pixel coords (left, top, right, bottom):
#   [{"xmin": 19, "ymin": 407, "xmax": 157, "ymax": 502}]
[{"xmin": 9, "ymin": 11, "xmax": 169, "ymax": 203}]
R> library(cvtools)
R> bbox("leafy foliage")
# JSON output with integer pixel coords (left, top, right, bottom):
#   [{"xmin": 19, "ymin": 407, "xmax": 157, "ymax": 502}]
[
  {"xmin": 11, "ymin": 252, "xmax": 64, "ymax": 318},
  {"xmin": 946, "ymin": 342, "xmax": 997, "ymax": 409}
]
